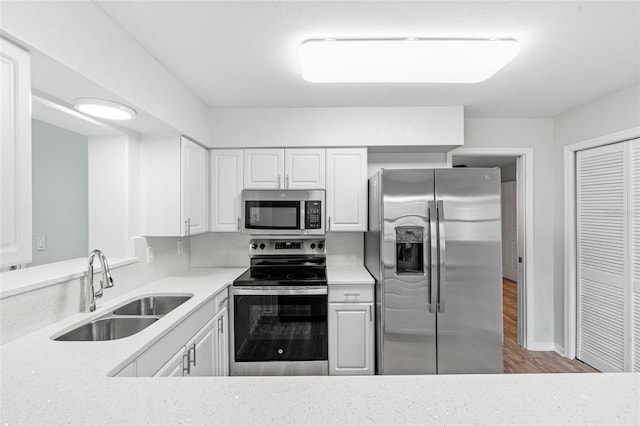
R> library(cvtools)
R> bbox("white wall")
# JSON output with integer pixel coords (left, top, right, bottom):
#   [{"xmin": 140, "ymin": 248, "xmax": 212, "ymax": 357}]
[
  {"xmin": 31, "ymin": 120, "xmax": 88, "ymax": 266},
  {"xmin": 0, "ymin": 1, "xmax": 211, "ymax": 145},
  {"xmin": 463, "ymin": 118, "xmax": 556, "ymax": 347},
  {"xmin": 553, "ymin": 83, "xmax": 640, "ymax": 349},
  {"xmin": 209, "ymin": 107, "xmax": 463, "ymax": 148}
]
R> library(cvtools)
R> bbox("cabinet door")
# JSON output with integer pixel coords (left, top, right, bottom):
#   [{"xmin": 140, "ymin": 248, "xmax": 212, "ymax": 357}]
[
  {"xmin": 188, "ymin": 326, "xmax": 215, "ymax": 377},
  {"xmin": 326, "ymin": 148, "xmax": 368, "ymax": 232},
  {"xmin": 244, "ymin": 149, "xmax": 284, "ymax": 189},
  {"xmin": 155, "ymin": 346, "xmax": 187, "ymax": 377},
  {"xmin": 285, "ymin": 149, "xmax": 325, "ymax": 189},
  {"xmin": 329, "ymin": 302, "xmax": 374, "ymax": 375},
  {"xmin": 181, "ymin": 136, "xmax": 208, "ymax": 236},
  {"xmin": 214, "ymin": 306, "xmax": 229, "ymax": 376},
  {"xmin": 1, "ymin": 38, "xmax": 32, "ymax": 267},
  {"xmin": 210, "ymin": 150, "xmax": 243, "ymax": 232}
]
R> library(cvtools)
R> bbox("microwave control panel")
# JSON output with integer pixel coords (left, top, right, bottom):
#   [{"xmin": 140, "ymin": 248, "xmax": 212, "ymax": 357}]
[{"xmin": 305, "ymin": 201, "xmax": 322, "ymax": 229}]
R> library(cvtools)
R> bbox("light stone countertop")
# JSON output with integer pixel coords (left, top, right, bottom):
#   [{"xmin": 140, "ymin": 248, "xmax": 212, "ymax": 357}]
[
  {"xmin": 327, "ymin": 265, "xmax": 375, "ymax": 285},
  {"xmin": 1, "ymin": 266, "xmax": 639, "ymax": 425}
]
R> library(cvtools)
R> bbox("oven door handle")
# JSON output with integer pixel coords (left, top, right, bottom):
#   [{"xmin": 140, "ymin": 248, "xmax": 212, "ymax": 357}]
[{"xmin": 233, "ymin": 287, "xmax": 327, "ymax": 296}]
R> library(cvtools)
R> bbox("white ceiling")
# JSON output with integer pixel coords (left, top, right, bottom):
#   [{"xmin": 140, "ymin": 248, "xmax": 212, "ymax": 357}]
[{"xmin": 95, "ymin": 0, "xmax": 640, "ymax": 118}]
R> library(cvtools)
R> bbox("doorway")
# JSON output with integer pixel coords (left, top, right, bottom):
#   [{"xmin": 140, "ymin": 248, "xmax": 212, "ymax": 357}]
[{"xmin": 447, "ymin": 147, "xmax": 534, "ymax": 350}]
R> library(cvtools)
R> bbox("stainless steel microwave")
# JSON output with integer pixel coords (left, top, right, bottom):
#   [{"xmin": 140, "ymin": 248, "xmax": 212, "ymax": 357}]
[{"xmin": 241, "ymin": 189, "xmax": 325, "ymax": 235}]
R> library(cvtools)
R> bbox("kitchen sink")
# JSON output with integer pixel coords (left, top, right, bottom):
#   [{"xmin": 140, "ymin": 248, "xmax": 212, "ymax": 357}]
[
  {"xmin": 112, "ymin": 295, "xmax": 191, "ymax": 316},
  {"xmin": 53, "ymin": 294, "xmax": 193, "ymax": 341},
  {"xmin": 54, "ymin": 317, "xmax": 159, "ymax": 341}
]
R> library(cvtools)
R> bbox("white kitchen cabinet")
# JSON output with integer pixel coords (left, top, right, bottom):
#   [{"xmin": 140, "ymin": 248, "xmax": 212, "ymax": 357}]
[
  {"xmin": 140, "ymin": 135, "xmax": 208, "ymax": 236},
  {"xmin": 210, "ymin": 149, "xmax": 243, "ymax": 232},
  {"xmin": 244, "ymin": 148, "xmax": 325, "ymax": 189},
  {"xmin": 326, "ymin": 148, "xmax": 368, "ymax": 232},
  {"xmin": 328, "ymin": 284, "xmax": 375, "ymax": 375},
  {"xmin": 284, "ymin": 148, "xmax": 326, "ymax": 189},
  {"xmin": 244, "ymin": 148, "xmax": 284, "ymax": 189},
  {"xmin": 1, "ymin": 38, "xmax": 32, "ymax": 268},
  {"xmin": 156, "ymin": 318, "xmax": 216, "ymax": 377},
  {"xmin": 181, "ymin": 137, "xmax": 208, "ymax": 235},
  {"xmin": 213, "ymin": 304, "xmax": 229, "ymax": 376},
  {"xmin": 132, "ymin": 287, "xmax": 229, "ymax": 378}
]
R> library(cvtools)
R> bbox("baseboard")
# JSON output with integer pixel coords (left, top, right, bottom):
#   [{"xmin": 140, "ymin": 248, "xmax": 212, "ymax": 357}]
[{"xmin": 526, "ymin": 342, "xmax": 555, "ymax": 351}]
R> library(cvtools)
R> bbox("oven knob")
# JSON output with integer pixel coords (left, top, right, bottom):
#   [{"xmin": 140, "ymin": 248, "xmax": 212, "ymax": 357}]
[
  {"xmin": 318, "ymin": 243, "xmax": 324, "ymax": 250},
  {"xmin": 278, "ymin": 348, "xmax": 284, "ymax": 355},
  {"xmin": 259, "ymin": 243, "xmax": 266, "ymax": 250},
  {"xmin": 251, "ymin": 243, "xmax": 258, "ymax": 250},
  {"xmin": 310, "ymin": 243, "xmax": 316, "ymax": 249}
]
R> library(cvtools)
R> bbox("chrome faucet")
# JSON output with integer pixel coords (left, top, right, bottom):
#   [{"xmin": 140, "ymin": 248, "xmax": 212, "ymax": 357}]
[{"xmin": 84, "ymin": 249, "xmax": 114, "ymax": 312}]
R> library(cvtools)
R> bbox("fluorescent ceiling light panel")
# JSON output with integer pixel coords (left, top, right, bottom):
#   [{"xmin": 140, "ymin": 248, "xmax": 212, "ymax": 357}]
[
  {"xmin": 299, "ymin": 38, "xmax": 520, "ymax": 83},
  {"xmin": 73, "ymin": 98, "xmax": 137, "ymax": 120}
]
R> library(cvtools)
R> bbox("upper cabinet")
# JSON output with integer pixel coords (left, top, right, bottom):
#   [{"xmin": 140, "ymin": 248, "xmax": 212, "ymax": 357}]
[
  {"xmin": 181, "ymin": 138, "xmax": 208, "ymax": 235},
  {"xmin": 1, "ymin": 38, "xmax": 32, "ymax": 268},
  {"xmin": 210, "ymin": 149, "xmax": 243, "ymax": 232},
  {"xmin": 141, "ymin": 136, "xmax": 208, "ymax": 237},
  {"xmin": 285, "ymin": 149, "xmax": 326, "ymax": 189},
  {"xmin": 244, "ymin": 148, "xmax": 325, "ymax": 189},
  {"xmin": 326, "ymin": 148, "xmax": 368, "ymax": 232}
]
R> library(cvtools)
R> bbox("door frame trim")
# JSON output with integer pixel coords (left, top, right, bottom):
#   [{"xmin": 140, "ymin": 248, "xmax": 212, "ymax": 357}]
[
  {"xmin": 446, "ymin": 147, "xmax": 534, "ymax": 349},
  {"xmin": 563, "ymin": 126, "xmax": 640, "ymax": 360}
]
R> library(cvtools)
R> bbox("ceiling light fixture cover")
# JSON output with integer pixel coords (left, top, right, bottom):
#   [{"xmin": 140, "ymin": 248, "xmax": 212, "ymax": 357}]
[
  {"xmin": 73, "ymin": 98, "xmax": 137, "ymax": 120},
  {"xmin": 299, "ymin": 38, "xmax": 520, "ymax": 83}
]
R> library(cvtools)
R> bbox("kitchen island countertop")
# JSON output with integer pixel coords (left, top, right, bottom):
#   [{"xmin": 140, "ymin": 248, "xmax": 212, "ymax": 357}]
[{"xmin": 1, "ymin": 266, "xmax": 638, "ymax": 425}]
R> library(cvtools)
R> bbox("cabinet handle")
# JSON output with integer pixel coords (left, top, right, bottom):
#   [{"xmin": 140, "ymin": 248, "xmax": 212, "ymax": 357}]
[
  {"xmin": 277, "ymin": 174, "xmax": 281, "ymax": 188},
  {"xmin": 190, "ymin": 343, "xmax": 197, "ymax": 367},
  {"xmin": 369, "ymin": 305, "xmax": 372, "ymax": 321},
  {"xmin": 343, "ymin": 292, "xmax": 360, "ymax": 297},
  {"xmin": 286, "ymin": 174, "xmax": 289, "ymax": 188},
  {"xmin": 237, "ymin": 217, "xmax": 240, "ymax": 231},
  {"xmin": 328, "ymin": 217, "xmax": 331, "ymax": 231},
  {"xmin": 182, "ymin": 351, "xmax": 190, "ymax": 375}
]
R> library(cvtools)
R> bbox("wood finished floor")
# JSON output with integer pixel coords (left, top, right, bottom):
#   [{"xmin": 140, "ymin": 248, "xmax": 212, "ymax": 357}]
[{"xmin": 502, "ymin": 279, "xmax": 599, "ymax": 374}]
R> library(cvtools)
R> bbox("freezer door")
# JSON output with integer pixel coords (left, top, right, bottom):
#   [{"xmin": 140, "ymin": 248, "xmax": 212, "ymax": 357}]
[
  {"xmin": 380, "ymin": 169, "xmax": 436, "ymax": 374},
  {"xmin": 434, "ymin": 168, "xmax": 504, "ymax": 374}
]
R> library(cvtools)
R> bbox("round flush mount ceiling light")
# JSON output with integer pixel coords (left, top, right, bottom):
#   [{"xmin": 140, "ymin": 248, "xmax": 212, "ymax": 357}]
[{"xmin": 73, "ymin": 98, "xmax": 137, "ymax": 121}]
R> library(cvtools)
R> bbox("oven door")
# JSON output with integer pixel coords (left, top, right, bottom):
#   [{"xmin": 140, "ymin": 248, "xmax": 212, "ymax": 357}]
[{"xmin": 231, "ymin": 287, "xmax": 328, "ymax": 375}]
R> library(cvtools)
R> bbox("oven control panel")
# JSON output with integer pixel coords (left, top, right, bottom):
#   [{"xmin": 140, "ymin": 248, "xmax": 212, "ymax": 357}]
[{"xmin": 249, "ymin": 239, "xmax": 326, "ymax": 255}]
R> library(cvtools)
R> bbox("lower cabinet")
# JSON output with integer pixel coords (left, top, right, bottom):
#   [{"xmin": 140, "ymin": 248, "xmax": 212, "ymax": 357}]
[
  {"xmin": 116, "ymin": 287, "xmax": 230, "ymax": 377},
  {"xmin": 328, "ymin": 284, "xmax": 375, "ymax": 375}
]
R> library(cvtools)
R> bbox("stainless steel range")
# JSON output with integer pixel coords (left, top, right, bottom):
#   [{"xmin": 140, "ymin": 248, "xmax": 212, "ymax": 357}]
[{"xmin": 230, "ymin": 238, "xmax": 328, "ymax": 376}]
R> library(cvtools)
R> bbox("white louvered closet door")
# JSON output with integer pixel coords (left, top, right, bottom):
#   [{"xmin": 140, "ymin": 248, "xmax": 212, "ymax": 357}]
[
  {"xmin": 631, "ymin": 138, "xmax": 640, "ymax": 372},
  {"xmin": 576, "ymin": 142, "xmax": 629, "ymax": 372}
]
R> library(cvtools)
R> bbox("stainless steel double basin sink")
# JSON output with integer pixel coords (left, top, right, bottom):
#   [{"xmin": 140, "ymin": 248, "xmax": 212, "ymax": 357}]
[{"xmin": 54, "ymin": 295, "xmax": 192, "ymax": 342}]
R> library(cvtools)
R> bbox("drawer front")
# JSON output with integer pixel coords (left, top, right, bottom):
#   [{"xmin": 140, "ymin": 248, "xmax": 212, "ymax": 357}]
[
  {"xmin": 136, "ymin": 297, "xmax": 216, "ymax": 377},
  {"xmin": 215, "ymin": 286, "xmax": 229, "ymax": 312},
  {"xmin": 329, "ymin": 284, "xmax": 374, "ymax": 303}
]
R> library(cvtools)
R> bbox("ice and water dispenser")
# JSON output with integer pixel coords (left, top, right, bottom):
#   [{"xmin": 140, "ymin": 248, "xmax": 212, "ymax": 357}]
[{"xmin": 395, "ymin": 226, "xmax": 424, "ymax": 274}]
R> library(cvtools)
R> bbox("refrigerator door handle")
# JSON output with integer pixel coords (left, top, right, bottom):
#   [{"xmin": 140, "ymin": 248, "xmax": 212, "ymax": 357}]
[
  {"xmin": 436, "ymin": 200, "xmax": 446, "ymax": 313},
  {"xmin": 428, "ymin": 200, "xmax": 438, "ymax": 313}
]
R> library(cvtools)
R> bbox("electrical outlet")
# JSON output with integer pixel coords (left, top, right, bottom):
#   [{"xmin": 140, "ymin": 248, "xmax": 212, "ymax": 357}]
[
  {"xmin": 146, "ymin": 246, "xmax": 155, "ymax": 263},
  {"xmin": 36, "ymin": 236, "xmax": 47, "ymax": 251},
  {"xmin": 177, "ymin": 240, "xmax": 184, "ymax": 255}
]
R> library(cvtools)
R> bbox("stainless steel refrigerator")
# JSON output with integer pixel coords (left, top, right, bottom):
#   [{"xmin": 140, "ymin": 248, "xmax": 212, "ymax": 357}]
[{"xmin": 365, "ymin": 168, "xmax": 503, "ymax": 374}]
